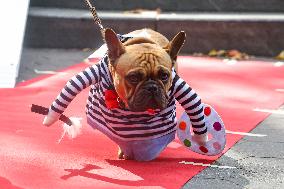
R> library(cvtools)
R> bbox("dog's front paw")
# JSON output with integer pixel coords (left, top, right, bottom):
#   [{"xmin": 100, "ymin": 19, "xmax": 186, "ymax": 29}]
[
  {"xmin": 118, "ymin": 147, "xmax": 133, "ymax": 160},
  {"xmin": 118, "ymin": 147, "xmax": 124, "ymax": 159}
]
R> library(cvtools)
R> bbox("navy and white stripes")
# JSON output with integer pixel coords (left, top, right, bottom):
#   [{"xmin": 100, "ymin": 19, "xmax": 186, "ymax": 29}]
[
  {"xmin": 50, "ymin": 63, "xmax": 101, "ymax": 115},
  {"xmin": 48, "ymin": 39, "xmax": 207, "ymax": 141},
  {"xmin": 172, "ymin": 74, "xmax": 207, "ymax": 135}
]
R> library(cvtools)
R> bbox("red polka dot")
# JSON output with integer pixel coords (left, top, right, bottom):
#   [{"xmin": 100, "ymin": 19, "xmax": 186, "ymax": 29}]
[
  {"xmin": 213, "ymin": 122, "xmax": 222, "ymax": 131},
  {"xmin": 199, "ymin": 146, "xmax": 208, "ymax": 153},
  {"xmin": 179, "ymin": 121, "xmax": 187, "ymax": 130},
  {"xmin": 213, "ymin": 142, "xmax": 221, "ymax": 150},
  {"xmin": 204, "ymin": 107, "xmax": 211, "ymax": 116}
]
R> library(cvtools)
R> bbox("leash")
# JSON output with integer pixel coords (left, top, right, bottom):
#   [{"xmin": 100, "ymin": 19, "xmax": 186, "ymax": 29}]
[{"xmin": 84, "ymin": 0, "xmax": 106, "ymax": 41}]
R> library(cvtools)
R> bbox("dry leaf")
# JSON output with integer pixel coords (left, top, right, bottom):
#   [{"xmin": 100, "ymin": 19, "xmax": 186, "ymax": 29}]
[
  {"xmin": 82, "ymin": 48, "xmax": 91, "ymax": 52},
  {"xmin": 216, "ymin": 50, "xmax": 226, "ymax": 57},
  {"xmin": 207, "ymin": 49, "xmax": 250, "ymax": 60},
  {"xmin": 275, "ymin": 50, "xmax": 284, "ymax": 60},
  {"xmin": 208, "ymin": 49, "xmax": 218, "ymax": 56},
  {"xmin": 124, "ymin": 8, "xmax": 161, "ymax": 15},
  {"xmin": 227, "ymin": 49, "xmax": 241, "ymax": 57}
]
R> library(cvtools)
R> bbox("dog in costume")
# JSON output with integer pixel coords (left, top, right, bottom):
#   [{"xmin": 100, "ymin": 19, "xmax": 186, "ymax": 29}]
[{"xmin": 38, "ymin": 28, "xmax": 226, "ymax": 161}]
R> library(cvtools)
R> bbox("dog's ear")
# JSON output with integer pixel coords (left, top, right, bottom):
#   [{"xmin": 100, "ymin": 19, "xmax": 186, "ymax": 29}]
[
  {"xmin": 104, "ymin": 28, "xmax": 125, "ymax": 64},
  {"xmin": 165, "ymin": 31, "xmax": 186, "ymax": 61}
]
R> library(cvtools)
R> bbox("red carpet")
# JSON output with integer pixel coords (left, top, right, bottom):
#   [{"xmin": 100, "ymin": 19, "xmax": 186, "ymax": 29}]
[{"xmin": 1, "ymin": 57, "xmax": 284, "ymax": 189}]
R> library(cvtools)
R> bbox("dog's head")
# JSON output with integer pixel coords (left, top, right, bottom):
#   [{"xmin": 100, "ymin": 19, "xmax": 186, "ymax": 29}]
[{"xmin": 105, "ymin": 29, "xmax": 186, "ymax": 112}]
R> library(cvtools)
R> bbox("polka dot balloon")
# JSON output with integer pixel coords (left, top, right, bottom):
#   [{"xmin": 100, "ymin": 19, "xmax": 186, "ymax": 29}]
[{"xmin": 177, "ymin": 104, "xmax": 226, "ymax": 156}]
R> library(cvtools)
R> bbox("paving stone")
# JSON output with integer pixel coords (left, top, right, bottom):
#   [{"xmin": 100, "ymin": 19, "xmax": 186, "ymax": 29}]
[
  {"xmin": 184, "ymin": 153, "xmax": 284, "ymax": 189},
  {"xmin": 184, "ymin": 105, "xmax": 284, "ymax": 189},
  {"xmin": 17, "ymin": 48, "xmax": 93, "ymax": 83}
]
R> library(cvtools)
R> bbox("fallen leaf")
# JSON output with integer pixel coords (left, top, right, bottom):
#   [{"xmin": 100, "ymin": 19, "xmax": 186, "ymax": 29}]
[
  {"xmin": 124, "ymin": 8, "xmax": 161, "ymax": 15},
  {"xmin": 82, "ymin": 48, "xmax": 91, "ymax": 52},
  {"xmin": 207, "ymin": 49, "xmax": 250, "ymax": 60},
  {"xmin": 227, "ymin": 49, "xmax": 241, "ymax": 57},
  {"xmin": 208, "ymin": 49, "xmax": 218, "ymax": 56},
  {"xmin": 275, "ymin": 50, "xmax": 284, "ymax": 60},
  {"xmin": 216, "ymin": 50, "xmax": 226, "ymax": 57}
]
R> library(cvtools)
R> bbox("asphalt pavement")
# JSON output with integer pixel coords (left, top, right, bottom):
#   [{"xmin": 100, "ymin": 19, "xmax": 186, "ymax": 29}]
[{"xmin": 18, "ymin": 48, "xmax": 284, "ymax": 189}]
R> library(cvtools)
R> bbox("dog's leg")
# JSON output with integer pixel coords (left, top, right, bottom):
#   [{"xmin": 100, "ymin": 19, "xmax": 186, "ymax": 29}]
[
  {"xmin": 118, "ymin": 146, "xmax": 124, "ymax": 159},
  {"xmin": 118, "ymin": 146, "xmax": 133, "ymax": 160}
]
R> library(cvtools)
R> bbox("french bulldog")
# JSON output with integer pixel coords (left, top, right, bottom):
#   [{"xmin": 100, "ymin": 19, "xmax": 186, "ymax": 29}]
[
  {"xmin": 104, "ymin": 28, "xmax": 186, "ymax": 159},
  {"xmin": 43, "ymin": 28, "xmax": 208, "ymax": 161},
  {"xmin": 105, "ymin": 28, "xmax": 184, "ymax": 112}
]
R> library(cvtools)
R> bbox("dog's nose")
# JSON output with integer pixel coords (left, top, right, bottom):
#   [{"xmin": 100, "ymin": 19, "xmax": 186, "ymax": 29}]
[{"xmin": 146, "ymin": 84, "xmax": 158, "ymax": 93}]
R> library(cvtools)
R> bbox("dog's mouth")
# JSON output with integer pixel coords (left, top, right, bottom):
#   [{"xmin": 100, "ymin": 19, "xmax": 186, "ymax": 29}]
[{"xmin": 128, "ymin": 89, "xmax": 168, "ymax": 112}]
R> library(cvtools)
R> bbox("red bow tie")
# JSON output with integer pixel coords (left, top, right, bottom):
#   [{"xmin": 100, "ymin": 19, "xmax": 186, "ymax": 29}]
[{"xmin": 105, "ymin": 90, "xmax": 120, "ymax": 109}]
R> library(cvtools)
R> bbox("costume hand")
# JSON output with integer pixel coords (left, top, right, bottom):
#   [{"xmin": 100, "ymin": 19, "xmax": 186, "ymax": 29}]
[
  {"xmin": 43, "ymin": 110, "xmax": 60, "ymax": 126},
  {"xmin": 193, "ymin": 133, "xmax": 208, "ymax": 145}
]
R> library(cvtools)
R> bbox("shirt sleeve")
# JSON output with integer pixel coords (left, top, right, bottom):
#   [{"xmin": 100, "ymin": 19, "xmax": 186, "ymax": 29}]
[
  {"xmin": 48, "ymin": 62, "xmax": 101, "ymax": 117},
  {"xmin": 171, "ymin": 72, "xmax": 207, "ymax": 135}
]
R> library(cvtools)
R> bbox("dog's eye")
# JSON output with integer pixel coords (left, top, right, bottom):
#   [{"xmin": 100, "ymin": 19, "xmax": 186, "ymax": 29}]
[
  {"xmin": 127, "ymin": 74, "xmax": 140, "ymax": 84},
  {"xmin": 160, "ymin": 72, "xmax": 169, "ymax": 82}
]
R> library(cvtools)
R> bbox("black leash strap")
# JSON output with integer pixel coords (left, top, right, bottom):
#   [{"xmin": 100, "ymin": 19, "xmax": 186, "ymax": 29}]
[{"xmin": 31, "ymin": 104, "xmax": 72, "ymax": 126}]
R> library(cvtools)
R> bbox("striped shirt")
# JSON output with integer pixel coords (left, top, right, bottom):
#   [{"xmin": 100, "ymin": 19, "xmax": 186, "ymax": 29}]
[{"xmin": 49, "ymin": 37, "xmax": 207, "ymax": 141}]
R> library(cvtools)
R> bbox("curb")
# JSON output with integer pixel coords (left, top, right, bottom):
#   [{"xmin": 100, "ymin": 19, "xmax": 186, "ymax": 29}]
[{"xmin": 24, "ymin": 7, "xmax": 284, "ymax": 56}]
